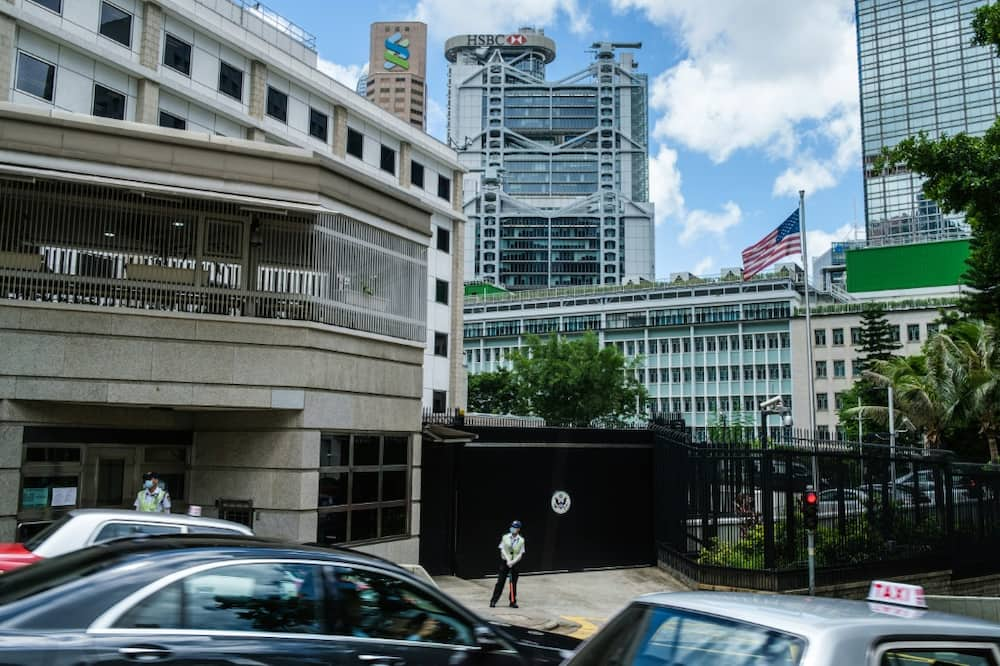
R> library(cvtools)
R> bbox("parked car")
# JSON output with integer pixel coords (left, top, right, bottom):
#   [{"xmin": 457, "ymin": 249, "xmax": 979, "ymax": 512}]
[
  {"xmin": 0, "ymin": 534, "xmax": 577, "ymax": 665},
  {"xmin": 563, "ymin": 586, "xmax": 1000, "ymax": 665},
  {"xmin": 0, "ymin": 509, "xmax": 253, "ymax": 573},
  {"xmin": 817, "ymin": 488, "xmax": 867, "ymax": 516}
]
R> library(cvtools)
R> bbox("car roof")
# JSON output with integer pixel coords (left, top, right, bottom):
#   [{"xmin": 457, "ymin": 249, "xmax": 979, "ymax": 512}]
[
  {"xmin": 637, "ymin": 592, "xmax": 1000, "ymax": 639},
  {"xmin": 65, "ymin": 509, "xmax": 253, "ymax": 533}
]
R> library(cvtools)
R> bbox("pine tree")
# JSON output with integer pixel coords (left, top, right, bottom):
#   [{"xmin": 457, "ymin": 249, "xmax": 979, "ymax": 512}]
[{"xmin": 857, "ymin": 303, "xmax": 902, "ymax": 370}]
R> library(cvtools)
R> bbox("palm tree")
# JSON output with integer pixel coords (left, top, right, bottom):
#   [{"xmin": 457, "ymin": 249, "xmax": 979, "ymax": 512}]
[{"xmin": 933, "ymin": 321, "xmax": 1000, "ymax": 462}]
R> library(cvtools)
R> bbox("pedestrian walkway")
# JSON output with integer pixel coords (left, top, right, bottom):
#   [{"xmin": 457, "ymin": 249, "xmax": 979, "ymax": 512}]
[{"xmin": 435, "ymin": 566, "xmax": 687, "ymax": 636}]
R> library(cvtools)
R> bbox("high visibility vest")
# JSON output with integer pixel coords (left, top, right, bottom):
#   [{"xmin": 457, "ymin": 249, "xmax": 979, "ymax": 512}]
[{"xmin": 136, "ymin": 488, "xmax": 165, "ymax": 512}]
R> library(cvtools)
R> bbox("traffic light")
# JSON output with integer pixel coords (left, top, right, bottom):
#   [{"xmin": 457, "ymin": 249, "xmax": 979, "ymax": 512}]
[{"xmin": 802, "ymin": 487, "xmax": 819, "ymax": 531}]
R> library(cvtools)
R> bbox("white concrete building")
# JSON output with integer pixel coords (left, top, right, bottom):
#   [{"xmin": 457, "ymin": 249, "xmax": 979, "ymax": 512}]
[{"xmin": 0, "ymin": 0, "xmax": 467, "ymax": 562}]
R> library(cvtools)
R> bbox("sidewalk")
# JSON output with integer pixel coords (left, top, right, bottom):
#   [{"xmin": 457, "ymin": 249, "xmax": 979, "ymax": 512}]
[{"xmin": 435, "ymin": 566, "xmax": 687, "ymax": 637}]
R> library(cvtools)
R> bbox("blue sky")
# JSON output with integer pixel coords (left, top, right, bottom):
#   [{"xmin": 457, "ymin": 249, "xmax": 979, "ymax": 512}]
[{"xmin": 265, "ymin": 0, "xmax": 866, "ymax": 280}]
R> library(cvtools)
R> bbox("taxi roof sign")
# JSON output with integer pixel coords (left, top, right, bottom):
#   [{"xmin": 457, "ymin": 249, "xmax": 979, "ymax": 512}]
[{"xmin": 867, "ymin": 580, "xmax": 927, "ymax": 609}]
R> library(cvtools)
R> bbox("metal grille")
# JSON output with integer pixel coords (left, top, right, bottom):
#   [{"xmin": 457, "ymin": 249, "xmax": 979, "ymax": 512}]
[
  {"xmin": 216, "ymin": 498, "xmax": 254, "ymax": 529},
  {"xmin": 0, "ymin": 178, "xmax": 427, "ymax": 341}
]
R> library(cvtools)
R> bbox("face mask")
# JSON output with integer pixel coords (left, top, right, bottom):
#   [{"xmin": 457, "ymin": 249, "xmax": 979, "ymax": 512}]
[
  {"xmin": 144, "ymin": 480, "xmax": 153, "ymax": 489},
  {"xmin": 510, "ymin": 528, "xmax": 518, "ymax": 535}
]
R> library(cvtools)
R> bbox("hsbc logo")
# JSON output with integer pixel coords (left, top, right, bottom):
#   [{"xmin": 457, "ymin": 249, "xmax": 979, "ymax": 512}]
[
  {"xmin": 465, "ymin": 34, "xmax": 529, "ymax": 47},
  {"xmin": 506, "ymin": 34, "xmax": 527, "ymax": 45}
]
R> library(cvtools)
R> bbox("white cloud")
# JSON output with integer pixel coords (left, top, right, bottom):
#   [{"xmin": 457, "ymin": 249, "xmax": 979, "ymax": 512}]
[
  {"xmin": 411, "ymin": 0, "xmax": 591, "ymax": 39},
  {"xmin": 693, "ymin": 256, "xmax": 715, "ymax": 275},
  {"xmin": 679, "ymin": 201, "xmax": 743, "ymax": 245},
  {"xmin": 317, "ymin": 57, "xmax": 367, "ymax": 89},
  {"xmin": 614, "ymin": 0, "xmax": 859, "ymax": 194},
  {"xmin": 806, "ymin": 222, "xmax": 866, "ymax": 274},
  {"xmin": 649, "ymin": 145, "xmax": 685, "ymax": 225}
]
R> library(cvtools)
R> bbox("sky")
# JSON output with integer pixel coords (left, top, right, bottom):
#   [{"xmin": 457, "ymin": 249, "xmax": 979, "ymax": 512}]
[{"xmin": 264, "ymin": 0, "xmax": 868, "ymax": 280}]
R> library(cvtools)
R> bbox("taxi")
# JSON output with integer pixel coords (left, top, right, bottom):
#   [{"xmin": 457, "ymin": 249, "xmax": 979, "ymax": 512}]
[{"xmin": 563, "ymin": 581, "xmax": 1000, "ymax": 665}]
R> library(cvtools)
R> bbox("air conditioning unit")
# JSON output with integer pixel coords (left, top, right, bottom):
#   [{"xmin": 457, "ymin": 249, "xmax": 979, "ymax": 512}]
[
  {"xmin": 669, "ymin": 271, "xmax": 693, "ymax": 283},
  {"xmin": 720, "ymin": 267, "xmax": 743, "ymax": 281}
]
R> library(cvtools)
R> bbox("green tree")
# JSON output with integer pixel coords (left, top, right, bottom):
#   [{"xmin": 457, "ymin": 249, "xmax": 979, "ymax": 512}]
[
  {"xmin": 857, "ymin": 303, "xmax": 902, "ymax": 369},
  {"xmin": 467, "ymin": 367, "xmax": 526, "ymax": 415},
  {"xmin": 879, "ymin": 2, "xmax": 1000, "ymax": 324},
  {"xmin": 839, "ymin": 304, "xmax": 902, "ymax": 439},
  {"xmin": 510, "ymin": 332, "xmax": 647, "ymax": 426}
]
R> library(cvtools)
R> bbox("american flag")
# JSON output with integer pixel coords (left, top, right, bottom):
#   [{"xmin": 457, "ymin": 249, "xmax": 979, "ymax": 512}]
[{"xmin": 741, "ymin": 210, "xmax": 801, "ymax": 279}]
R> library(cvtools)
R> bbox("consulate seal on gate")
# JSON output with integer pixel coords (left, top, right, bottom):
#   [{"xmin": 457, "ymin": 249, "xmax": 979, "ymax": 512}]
[{"xmin": 551, "ymin": 490, "xmax": 571, "ymax": 515}]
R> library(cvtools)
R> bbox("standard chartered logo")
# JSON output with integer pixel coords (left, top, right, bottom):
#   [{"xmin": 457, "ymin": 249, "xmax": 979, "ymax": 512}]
[{"xmin": 384, "ymin": 32, "xmax": 410, "ymax": 71}]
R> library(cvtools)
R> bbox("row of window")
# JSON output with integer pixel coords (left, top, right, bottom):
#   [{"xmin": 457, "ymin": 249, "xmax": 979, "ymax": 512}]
[
  {"xmin": 635, "ymin": 364, "xmax": 793, "ymax": 384},
  {"xmin": 814, "ymin": 322, "xmax": 932, "ymax": 346},
  {"xmin": 345, "ymin": 128, "xmax": 452, "ymax": 200},
  {"xmin": 16, "ymin": 52, "xmax": 127, "ymax": 118},
  {"xmin": 649, "ymin": 395, "xmax": 794, "ymax": 415},
  {"xmin": 816, "ymin": 391, "xmax": 854, "ymax": 412}
]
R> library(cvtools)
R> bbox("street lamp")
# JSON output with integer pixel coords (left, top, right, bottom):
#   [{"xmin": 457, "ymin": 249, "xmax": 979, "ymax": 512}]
[{"xmin": 759, "ymin": 396, "xmax": 793, "ymax": 449}]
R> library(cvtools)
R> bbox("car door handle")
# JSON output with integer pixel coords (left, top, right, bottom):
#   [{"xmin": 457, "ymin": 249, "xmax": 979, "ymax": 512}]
[
  {"xmin": 118, "ymin": 645, "xmax": 173, "ymax": 662},
  {"xmin": 358, "ymin": 655, "xmax": 404, "ymax": 665}
]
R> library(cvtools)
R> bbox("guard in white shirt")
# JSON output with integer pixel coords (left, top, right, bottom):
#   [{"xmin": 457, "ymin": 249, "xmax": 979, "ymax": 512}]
[{"xmin": 490, "ymin": 520, "xmax": 525, "ymax": 608}]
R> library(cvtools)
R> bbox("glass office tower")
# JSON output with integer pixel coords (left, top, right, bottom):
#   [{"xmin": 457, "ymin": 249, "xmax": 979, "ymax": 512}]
[
  {"xmin": 445, "ymin": 29, "xmax": 655, "ymax": 290},
  {"xmin": 857, "ymin": 0, "xmax": 1000, "ymax": 246}
]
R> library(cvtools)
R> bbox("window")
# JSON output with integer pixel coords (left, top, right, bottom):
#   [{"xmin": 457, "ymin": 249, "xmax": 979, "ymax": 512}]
[
  {"xmin": 380, "ymin": 145, "xmax": 396, "ymax": 174},
  {"xmin": 694, "ymin": 337, "xmax": 704, "ymax": 352},
  {"xmin": 832, "ymin": 328, "xmax": 844, "ymax": 345},
  {"xmin": 266, "ymin": 86, "xmax": 287, "ymax": 122},
  {"xmin": 835, "ymin": 392, "xmax": 846, "ymax": 410},
  {"xmin": 346, "ymin": 128, "xmax": 364, "ymax": 158},
  {"xmin": 99, "ymin": 2, "xmax": 132, "ymax": 47},
  {"xmin": 309, "ymin": 108, "xmax": 328, "ymax": 141},
  {"xmin": 890, "ymin": 325, "xmax": 901, "ymax": 343},
  {"xmin": 834, "ymin": 360, "xmax": 846, "ymax": 378},
  {"xmin": 158, "ymin": 110, "xmax": 185, "ymax": 130},
  {"xmin": 851, "ymin": 327, "xmax": 862, "ymax": 345},
  {"xmin": 163, "ymin": 34, "xmax": 191, "ymax": 76},
  {"xmin": 331, "ymin": 567, "xmax": 474, "ymax": 646},
  {"xmin": 15, "ymin": 52, "xmax": 55, "ymax": 101},
  {"xmin": 115, "ymin": 562, "xmax": 324, "ymax": 634},
  {"xmin": 433, "ymin": 332, "xmax": 448, "ymax": 357},
  {"xmin": 317, "ymin": 434, "xmax": 410, "ymax": 544},
  {"xmin": 93, "ymin": 522, "xmax": 181, "ymax": 544},
  {"xmin": 436, "ymin": 226, "xmax": 450, "ymax": 253},
  {"xmin": 411, "ymin": 160, "xmax": 425, "ymax": 188},
  {"xmin": 93, "ymin": 84, "xmax": 125, "ymax": 120},
  {"xmin": 437, "ymin": 174, "xmax": 451, "ymax": 201},
  {"xmin": 435, "ymin": 279, "xmax": 449, "ymax": 305},
  {"xmin": 907, "ymin": 324, "xmax": 921, "ymax": 342},
  {"xmin": 816, "ymin": 392, "xmax": 829, "ymax": 411},
  {"xmin": 28, "ymin": 0, "xmax": 61, "ymax": 13},
  {"xmin": 928, "ymin": 323, "xmax": 940, "ymax": 337},
  {"xmin": 878, "ymin": 644, "xmax": 997, "ymax": 666},
  {"xmin": 218, "ymin": 61, "xmax": 243, "ymax": 100},
  {"xmin": 815, "ymin": 329, "xmax": 827, "ymax": 345},
  {"xmin": 815, "ymin": 361, "xmax": 828, "ymax": 378},
  {"xmin": 432, "ymin": 391, "xmax": 447, "ymax": 414},
  {"xmin": 852, "ymin": 359, "xmax": 863, "ymax": 377}
]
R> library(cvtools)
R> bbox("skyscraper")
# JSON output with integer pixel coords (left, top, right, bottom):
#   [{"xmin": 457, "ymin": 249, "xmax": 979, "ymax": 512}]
[
  {"xmin": 857, "ymin": 0, "xmax": 1000, "ymax": 245},
  {"xmin": 365, "ymin": 22, "xmax": 428, "ymax": 129},
  {"xmin": 446, "ymin": 29, "xmax": 654, "ymax": 290}
]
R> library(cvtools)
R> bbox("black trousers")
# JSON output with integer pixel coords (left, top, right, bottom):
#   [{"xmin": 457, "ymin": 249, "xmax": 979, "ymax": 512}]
[{"xmin": 491, "ymin": 560, "xmax": 520, "ymax": 605}]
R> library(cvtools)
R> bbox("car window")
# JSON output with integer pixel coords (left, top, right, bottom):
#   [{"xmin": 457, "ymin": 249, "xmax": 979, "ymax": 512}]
[
  {"xmin": 115, "ymin": 562, "xmax": 324, "ymax": 634},
  {"xmin": 881, "ymin": 646, "xmax": 997, "ymax": 665},
  {"xmin": 22, "ymin": 514, "xmax": 72, "ymax": 551},
  {"xmin": 93, "ymin": 522, "xmax": 183, "ymax": 543},
  {"xmin": 331, "ymin": 567, "xmax": 475, "ymax": 647},
  {"xmin": 570, "ymin": 603, "xmax": 805, "ymax": 666},
  {"xmin": 185, "ymin": 525, "xmax": 247, "ymax": 536}
]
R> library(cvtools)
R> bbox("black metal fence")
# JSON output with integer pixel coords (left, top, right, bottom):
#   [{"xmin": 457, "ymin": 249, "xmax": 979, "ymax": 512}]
[{"xmin": 655, "ymin": 425, "xmax": 1000, "ymax": 591}]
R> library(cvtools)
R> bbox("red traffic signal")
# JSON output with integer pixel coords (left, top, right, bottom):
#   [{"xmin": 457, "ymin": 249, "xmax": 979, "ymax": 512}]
[
  {"xmin": 802, "ymin": 487, "xmax": 819, "ymax": 531},
  {"xmin": 804, "ymin": 490, "xmax": 818, "ymax": 505}
]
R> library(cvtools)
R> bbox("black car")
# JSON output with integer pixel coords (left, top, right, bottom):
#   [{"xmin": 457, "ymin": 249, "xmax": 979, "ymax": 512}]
[{"xmin": 0, "ymin": 534, "xmax": 577, "ymax": 665}]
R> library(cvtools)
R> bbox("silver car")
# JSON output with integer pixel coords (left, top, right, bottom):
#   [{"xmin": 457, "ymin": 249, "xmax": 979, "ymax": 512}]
[{"xmin": 563, "ymin": 590, "xmax": 1000, "ymax": 665}]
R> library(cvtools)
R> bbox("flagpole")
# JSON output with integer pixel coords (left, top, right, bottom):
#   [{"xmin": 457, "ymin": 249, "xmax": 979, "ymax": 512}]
[{"xmin": 800, "ymin": 189, "xmax": 818, "ymax": 488}]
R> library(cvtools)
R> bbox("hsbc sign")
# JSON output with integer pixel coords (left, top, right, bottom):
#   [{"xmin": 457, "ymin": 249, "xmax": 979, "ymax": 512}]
[{"xmin": 465, "ymin": 34, "xmax": 529, "ymax": 46}]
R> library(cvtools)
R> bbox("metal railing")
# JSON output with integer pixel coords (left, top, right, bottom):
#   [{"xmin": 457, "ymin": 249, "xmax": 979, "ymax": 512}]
[{"xmin": 225, "ymin": 0, "xmax": 317, "ymax": 50}]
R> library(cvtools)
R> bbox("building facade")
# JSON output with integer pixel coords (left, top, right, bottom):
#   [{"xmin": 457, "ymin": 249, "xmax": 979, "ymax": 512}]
[
  {"xmin": 364, "ymin": 21, "xmax": 426, "ymax": 130},
  {"xmin": 463, "ymin": 271, "xmax": 803, "ymax": 436},
  {"xmin": 857, "ymin": 0, "xmax": 1000, "ymax": 246},
  {"xmin": 791, "ymin": 303, "xmax": 951, "ymax": 438},
  {"xmin": 446, "ymin": 29, "xmax": 654, "ymax": 291},
  {"xmin": 0, "ymin": 0, "xmax": 467, "ymax": 562}
]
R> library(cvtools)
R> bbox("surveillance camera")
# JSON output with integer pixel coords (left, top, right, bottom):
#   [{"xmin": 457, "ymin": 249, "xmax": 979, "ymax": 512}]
[
  {"xmin": 759, "ymin": 396, "xmax": 784, "ymax": 410},
  {"xmin": 783, "ymin": 414, "xmax": 794, "ymax": 427}
]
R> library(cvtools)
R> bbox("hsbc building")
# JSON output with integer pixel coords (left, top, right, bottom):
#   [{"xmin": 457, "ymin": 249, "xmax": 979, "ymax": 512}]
[{"xmin": 444, "ymin": 28, "xmax": 654, "ymax": 290}]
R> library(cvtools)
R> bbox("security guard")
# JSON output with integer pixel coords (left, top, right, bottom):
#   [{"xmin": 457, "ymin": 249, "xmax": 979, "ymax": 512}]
[
  {"xmin": 490, "ymin": 520, "xmax": 525, "ymax": 608},
  {"xmin": 134, "ymin": 471, "xmax": 171, "ymax": 513}
]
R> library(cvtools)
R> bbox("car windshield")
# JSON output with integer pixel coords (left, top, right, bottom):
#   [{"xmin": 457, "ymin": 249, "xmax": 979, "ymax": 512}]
[
  {"xmin": 570, "ymin": 603, "xmax": 806, "ymax": 666},
  {"xmin": 22, "ymin": 514, "xmax": 72, "ymax": 551}
]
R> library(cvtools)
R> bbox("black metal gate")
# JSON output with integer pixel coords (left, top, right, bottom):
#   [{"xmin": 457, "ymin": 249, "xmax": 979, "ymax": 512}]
[{"xmin": 420, "ymin": 425, "xmax": 655, "ymax": 578}]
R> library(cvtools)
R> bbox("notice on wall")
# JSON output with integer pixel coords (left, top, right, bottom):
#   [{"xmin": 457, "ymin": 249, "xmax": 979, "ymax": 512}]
[
  {"xmin": 21, "ymin": 488, "xmax": 48, "ymax": 509},
  {"xmin": 51, "ymin": 487, "xmax": 77, "ymax": 507}
]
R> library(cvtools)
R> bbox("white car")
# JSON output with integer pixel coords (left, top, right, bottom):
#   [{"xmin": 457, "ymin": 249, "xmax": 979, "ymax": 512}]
[{"xmin": 0, "ymin": 509, "xmax": 253, "ymax": 573}]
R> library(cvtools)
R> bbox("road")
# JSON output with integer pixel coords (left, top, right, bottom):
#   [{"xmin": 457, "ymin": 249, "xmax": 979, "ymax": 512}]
[{"xmin": 435, "ymin": 566, "xmax": 687, "ymax": 638}]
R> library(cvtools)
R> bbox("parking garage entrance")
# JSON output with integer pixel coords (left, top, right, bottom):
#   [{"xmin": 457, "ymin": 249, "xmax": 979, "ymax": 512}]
[{"xmin": 420, "ymin": 423, "xmax": 655, "ymax": 578}]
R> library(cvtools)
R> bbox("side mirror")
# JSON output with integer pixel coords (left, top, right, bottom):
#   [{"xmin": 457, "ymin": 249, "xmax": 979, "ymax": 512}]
[{"xmin": 475, "ymin": 625, "xmax": 504, "ymax": 652}]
